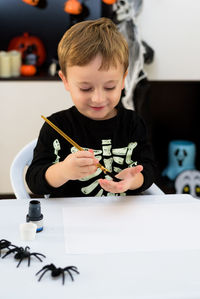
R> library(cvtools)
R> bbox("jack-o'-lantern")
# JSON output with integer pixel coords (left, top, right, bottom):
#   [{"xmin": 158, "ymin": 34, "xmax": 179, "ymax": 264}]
[
  {"xmin": 64, "ymin": 0, "xmax": 82, "ymax": 15},
  {"xmin": 22, "ymin": 0, "xmax": 40, "ymax": 6},
  {"xmin": 8, "ymin": 32, "xmax": 46, "ymax": 66},
  {"xmin": 102, "ymin": 0, "xmax": 116, "ymax": 4}
]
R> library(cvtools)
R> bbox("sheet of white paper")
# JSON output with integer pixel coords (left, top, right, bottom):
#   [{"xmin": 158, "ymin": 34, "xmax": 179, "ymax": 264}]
[{"xmin": 63, "ymin": 201, "xmax": 200, "ymax": 254}]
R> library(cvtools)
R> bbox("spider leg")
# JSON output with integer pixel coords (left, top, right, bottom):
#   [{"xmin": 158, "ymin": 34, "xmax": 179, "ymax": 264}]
[
  {"xmin": 32, "ymin": 252, "xmax": 46, "ymax": 258},
  {"xmin": 62, "ymin": 272, "xmax": 65, "ymax": 285},
  {"xmin": 37, "ymin": 268, "xmax": 50, "ymax": 282},
  {"xmin": 36, "ymin": 265, "xmax": 49, "ymax": 275},
  {"xmin": 30, "ymin": 253, "xmax": 45, "ymax": 263},
  {"xmin": 34, "ymin": 255, "xmax": 43, "ymax": 262},
  {"xmin": 28, "ymin": 256, "xmax": 31, "ymax": 267},
  {"xmin": 66, "ymin": 270, "xmax": 74, "ymax": 281},
  {"xmin": 2, "ymin": 248, "xmax": 17, "ymax": 258},
  {"xmin": 69, "ymin": 266, "xmax": 80, "ymax": 274},
  {"xmin": 17, "ymin": 257, "xmax": 24, "ymax": 268},
  {"xmin": 64, "ymin": 266, "xmax": 80, "ymax": 275}
]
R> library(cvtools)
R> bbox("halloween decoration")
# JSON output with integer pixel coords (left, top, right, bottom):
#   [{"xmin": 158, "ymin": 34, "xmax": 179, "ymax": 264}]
[
  {"xmin": 22, "ymin": 0, "xmax": 40, "ymax": 6},
  {"xmin": 69, "ymin": 2, "xmax": 90, "ymax": 25},
  {"xmin": 2, "ymin": 245, "xmax": 46, "ymax": 267},
  {"xmin": 36, "ymin": 263, "xmax": 80, "ymax": 285},
  {"xmin": 20, "ymin": 64, "xmax": 37, "ymax": 76},
  {"xmin": 64, "ymin": 0, "xmax": 82, "ymax": 15},
  {"xmin": 113, "ymin": 0, "xmax": 154, "ymax": 110},
  {"xmin": 162, "ymin": 140, "xmax": 196, "ymax": 181},
  {"xmin": 0, "ymin": 239, "xmax": 16, "ymax": 257},
  {"xmin": 102, "ymin": 0, "xmax": 117, "ymax": 4},
  {"xmin": 49, "ymin": 58, "xmax": 59, "ymax": 76},
  {"xmin": 8, "ymin": 32, "xmax": 46, "ymax": 67},
  {"xmin": 36, "ymin": 0, "xmax": 47, "ymax": 9},
  {"xmin": 175, "ymin": 170, "xmax": 200, "ymax": 198},
  {"xmin": 1, "ymin": 239, "xmax": 79, "ymax": 286}
]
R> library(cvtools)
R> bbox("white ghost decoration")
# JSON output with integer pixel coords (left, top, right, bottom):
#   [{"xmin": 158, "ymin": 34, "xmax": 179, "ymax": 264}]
[{"xmin": 175, "ymin": 170, "xmax": 200, "ymax": 198}]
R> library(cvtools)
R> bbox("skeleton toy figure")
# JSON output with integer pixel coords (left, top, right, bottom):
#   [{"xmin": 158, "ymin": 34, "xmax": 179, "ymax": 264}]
[
  {"xmin": 113, "ymin": 0, "xmax": 153, "ymax": 110},
  {"xmin": 113, "ymin": 0, "xmax": 143, "ymax": 22}
]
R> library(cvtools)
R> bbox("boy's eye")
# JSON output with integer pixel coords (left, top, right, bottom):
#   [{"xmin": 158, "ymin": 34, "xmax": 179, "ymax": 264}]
[
  {"xmin": 80, "ymin": 88, "xmax": 92, "ymax": 92},
  {"xmin": 105, "ymin": 87, "xmax": 116, "ymax": 91},
  {"xmin": 80, "ymin": 87, "xmax": 116, "ymax": 92}
]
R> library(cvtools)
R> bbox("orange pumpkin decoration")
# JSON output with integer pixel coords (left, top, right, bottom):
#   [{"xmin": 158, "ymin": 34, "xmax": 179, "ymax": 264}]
[
  {"xmin": 8, "ymin": 32, "xmax": 46, "ymax": 66},
  {"xmin": 21, "ymin": 65, "xmax": 37, "ymax": 76},
  {"xmin": 22, "ymin": 0, "xmax": 40, "ymax": 6},
  {"xmin": 64, "ymin": 0, "xmax": 82, "ymax": 15},
  {"xmin": 102, "ymin": 0, "xmax": 117, "ymax": 4}
]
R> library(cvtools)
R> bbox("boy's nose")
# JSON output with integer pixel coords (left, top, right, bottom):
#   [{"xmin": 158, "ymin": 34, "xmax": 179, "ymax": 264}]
[{"xmin": 91, "ymin": 90, "xmax": 105, "ymax": 104}]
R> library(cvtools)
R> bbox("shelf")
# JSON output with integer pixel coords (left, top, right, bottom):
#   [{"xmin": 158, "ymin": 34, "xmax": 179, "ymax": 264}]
[{"xmin": 0, "ymin": 70, "xmax": 60, "ymax": 81}]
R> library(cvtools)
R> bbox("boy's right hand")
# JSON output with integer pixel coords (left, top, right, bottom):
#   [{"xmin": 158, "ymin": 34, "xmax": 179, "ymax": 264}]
[
  {"xmin": 45, "ymin": 149, "xmax": 98, "ymax": 188},
  {"xmin": 61, "ymin": 149, "xmax": 98, "ymax": 181}
]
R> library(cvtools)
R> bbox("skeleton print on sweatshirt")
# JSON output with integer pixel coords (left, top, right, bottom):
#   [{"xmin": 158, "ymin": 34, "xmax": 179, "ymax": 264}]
[{"xmin": 26, "ymin": 105, "xmax": 155, "ymax": 198}]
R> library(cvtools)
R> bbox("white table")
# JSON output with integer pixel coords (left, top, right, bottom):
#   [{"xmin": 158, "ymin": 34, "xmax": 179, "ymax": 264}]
[{"xmin": 1, "ymin": 194, "xmax": 200, "ymax": 299}]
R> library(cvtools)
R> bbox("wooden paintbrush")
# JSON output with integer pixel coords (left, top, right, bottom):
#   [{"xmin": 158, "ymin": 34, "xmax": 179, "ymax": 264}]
[{"xmin": 41, "ymin": 115, "xmax": 120, "ymax": 181}]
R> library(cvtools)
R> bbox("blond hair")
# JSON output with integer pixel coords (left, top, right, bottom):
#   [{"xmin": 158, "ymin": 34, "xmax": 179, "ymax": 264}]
[{"xmin": 58, "ymin": 17, "xmax": 129, "ymax": 76}]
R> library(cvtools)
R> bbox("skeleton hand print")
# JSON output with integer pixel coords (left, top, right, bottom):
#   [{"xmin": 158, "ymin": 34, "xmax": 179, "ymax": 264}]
[{"xmin": 53, "ymin": 139, "xmax": 61, "ymax": 164}]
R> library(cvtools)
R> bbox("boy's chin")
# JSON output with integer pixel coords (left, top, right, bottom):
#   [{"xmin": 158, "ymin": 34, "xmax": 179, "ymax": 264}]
[
  {"xmin": 78, "ymin": 107, "xmax": 117, "ymax": 120},
  {"xmin": 92, "ymin": 107, "xmax": 117, "ymax": 120},
  {"xmin": 88, "ymin": 112, "xmax": 116, "ymax": 121}
]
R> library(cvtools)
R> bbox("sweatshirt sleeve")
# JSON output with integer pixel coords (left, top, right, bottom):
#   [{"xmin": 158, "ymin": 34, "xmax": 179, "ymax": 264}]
[{"xmin": 26, "ymin": 122, "xmax": 59, "ymax": 195}]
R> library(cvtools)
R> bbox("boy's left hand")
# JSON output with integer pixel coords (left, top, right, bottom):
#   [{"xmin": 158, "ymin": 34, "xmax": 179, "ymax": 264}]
[{"xmin": 98, "ymin": 165, "xmax": 143, "ymax": 194}]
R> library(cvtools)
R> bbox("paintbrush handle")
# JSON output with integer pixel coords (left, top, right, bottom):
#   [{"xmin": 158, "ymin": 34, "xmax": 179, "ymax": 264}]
[{"xmin": 41, "ymin": 115, "xmax": 120, "ymax": 181}]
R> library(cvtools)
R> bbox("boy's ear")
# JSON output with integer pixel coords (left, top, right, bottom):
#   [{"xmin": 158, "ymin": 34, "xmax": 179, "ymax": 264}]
[
  {"xmin": 122, "ymin": 71, "xmax": 128, "ymax": 89},
  {"xmin": 58, "ymin": 70, "xmax": 70, "ymax": 91}
]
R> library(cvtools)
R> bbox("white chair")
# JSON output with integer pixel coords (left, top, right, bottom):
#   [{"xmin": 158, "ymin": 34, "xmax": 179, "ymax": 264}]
[
  {"xmin": 144, "ymin": 181, "xmax": 164, "ymax": 195},
  {"xmin": 10, "ymin": 139, "xmax": 38, "ymax": 199},
  {"xmin": 10, "ymin": 139, "xmax": 164, "ymax": 199}
]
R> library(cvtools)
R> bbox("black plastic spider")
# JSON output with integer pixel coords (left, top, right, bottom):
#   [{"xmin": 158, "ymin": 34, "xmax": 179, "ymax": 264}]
[
  {"xmin": 0, "ymin": 239, "xmax": 16, "ymax": 257},
  {"xmin": 2, "ymin": 245, "xmax": 46, "ymax": 267},
  {"xmin": 36, "ymin": 263, "xmax": 80, "ymax": 285}
]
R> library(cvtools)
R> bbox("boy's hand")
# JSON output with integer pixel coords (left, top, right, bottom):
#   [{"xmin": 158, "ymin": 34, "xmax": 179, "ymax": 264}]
[
  {"xmin": 62, "ymin": 149, "xmax": 98, "ymax": 180},
  {"xmin": 98, "ymin": 165, "xmax": 143, "ymax": 194}
]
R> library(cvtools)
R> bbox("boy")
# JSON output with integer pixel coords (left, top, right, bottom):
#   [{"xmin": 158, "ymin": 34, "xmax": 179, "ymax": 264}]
[{"xmin": 26, "ymin": 18, "xmax": 155, "ymax": 197}]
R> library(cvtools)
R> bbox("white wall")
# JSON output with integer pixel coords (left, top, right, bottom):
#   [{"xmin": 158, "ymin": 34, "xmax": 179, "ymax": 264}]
[
  {"xmin": 138, "ymin": 0, "xmax": 200, "ymax": 80},
  {"xmin": 1, "ymin": 82, "xmax": 73, "ymax": 193}
]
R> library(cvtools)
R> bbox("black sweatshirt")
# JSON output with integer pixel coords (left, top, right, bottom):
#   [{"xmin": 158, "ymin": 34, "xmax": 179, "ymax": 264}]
[{"xmin": 26, "ymin": 105, "xmax": 155, "ymax": 197}]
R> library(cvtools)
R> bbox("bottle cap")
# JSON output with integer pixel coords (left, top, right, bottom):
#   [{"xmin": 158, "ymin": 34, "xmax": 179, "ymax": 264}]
[
  {"xmin": 26, "ymin": 200, "xmax": 43, "ymax": 221},
  {"xmin": 26, "ymin": 200, "xmax": 43, "ymax": 232}
]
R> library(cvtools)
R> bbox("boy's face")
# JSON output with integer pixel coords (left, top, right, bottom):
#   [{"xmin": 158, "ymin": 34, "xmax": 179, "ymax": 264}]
[{"xmin": 59, "ymin": 54, "xmax": 126, "ymax": 120}]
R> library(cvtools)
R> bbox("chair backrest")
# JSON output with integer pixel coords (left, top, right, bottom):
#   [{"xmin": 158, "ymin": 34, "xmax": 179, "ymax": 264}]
[
  {"xmin": 10, "ymin": 139, "xmax": 164, "ymax": 199},
  {"xmin": 10, "ymin": 139, "xmax": 37, "ymax": 199},
  {"xmin": 144, "ymin": 182, "xmax": 164, "ymax": 195}
]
